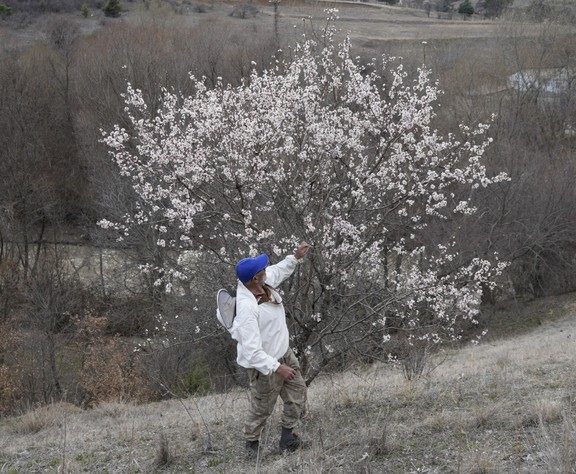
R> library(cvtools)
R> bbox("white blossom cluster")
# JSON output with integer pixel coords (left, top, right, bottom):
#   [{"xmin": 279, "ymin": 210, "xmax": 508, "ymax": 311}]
[{"xmin": 101, "ymin": 17, "xmax": 507, "ymax": 350}]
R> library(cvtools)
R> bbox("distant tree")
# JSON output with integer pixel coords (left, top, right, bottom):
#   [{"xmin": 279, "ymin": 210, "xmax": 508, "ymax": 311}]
[
  {"xmin": 229, "ymin": 2, "xmax": 258, "ymax": 18},
  {"xmin": 73, "ymin": 20, "xmax": 280, "ymax": 291},
  {"xmin": 458, "ymin": 0, "xmax": 474, "ymax": 16},
  {"xmin": 103, "ymin": 0, "xmax": 121, "ymax": 17},
  {"xmin": 527, "ymin": 0, "xmax": 552, "ymax": 21},
  {"xmin": 476, "ymin": 0, "xmax": 513, "ymax": 18},
  {"xmin": 424, "ymin": 0, "xmax": 432, "ymax": 16},
  {"xmin": 0, "ymin": 47, "xmax": 80, "ymax": 279},
  {"xmin": 0, "ymin": 3, "xmax": 11, "ymax": 17},
  {"xmin": 437, "ymin": 13, "xmax": 576, "ymax": 299},
  {"xmin": 437, "ymin": 0, "xmax": 452, "ymax": 13}
]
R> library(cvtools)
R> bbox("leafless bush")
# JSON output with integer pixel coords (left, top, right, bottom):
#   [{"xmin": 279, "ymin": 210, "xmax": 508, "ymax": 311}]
[
  {"xmin": 99, "ymin": 296, "xmax": 157, "ymax": 337},
  {"xmin": 400, "ymin": 346, "xmax": 429, "ymax": 381},
  {"xmin": 78, "ymin": 316, "xmax": 158, "ymax": 405},
  {"xmin": 367, "ymin": 425, "xmax": 390, "ymax": 457},
  {"xmin": 0, "ymin": 252, "xmax": 90, "ymax": 411},
  {"xmin": 429, "ymin": 17, "xmax": 576, "ymax": 301},
  {"xmin": 191, "ymin": 3, "xmax": 208, "ymax": 13},
  {"xmin": 229, "ymin": 2, "xmax": 258, "ymax": 18}
]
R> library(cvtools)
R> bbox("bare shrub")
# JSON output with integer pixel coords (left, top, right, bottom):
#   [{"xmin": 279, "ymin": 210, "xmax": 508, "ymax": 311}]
[
  {"xmin": 1, "ymin": 324, "xmax": 88, "ymax": 413},
  {"xmin": 431, "ymin": 17, "xmax": 576, "ymax": 301},
  {"xmin": 229, "ymin": 2, "xmax": 258, "ymax": 18},
  {"xmin": 78, "ymin": 316, "xmax": 158, "ymax": 405},
  {"xmin": 140, "ymin": 326, "xmax": 223, "ymax": 398},
  {"xmin": 399, "ymin": 341, "xmax": 431, "ymax": 381},
  {"xmin": 100, "ymin": 296, "xmax": 157, "ymax": 337},
  {"xmin": 191, "ymin": 3, "xmax": 208, "ymax": 13},
  {"xmin": 366, "ymin": 425, "xmax": 392, "ymax": 457},
  {"xmin": 16, "ymin": 259, "xmax": 93, "ymax": 406},
  {"xmin": 1, "ymin": 257, "xmax": 87, "ymax": 411}
]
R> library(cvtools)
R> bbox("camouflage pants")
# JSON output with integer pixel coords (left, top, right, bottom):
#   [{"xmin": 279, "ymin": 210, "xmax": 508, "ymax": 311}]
[{"xmin": 244, "ymin": 348, "xmax": 307, "ymax": 441}]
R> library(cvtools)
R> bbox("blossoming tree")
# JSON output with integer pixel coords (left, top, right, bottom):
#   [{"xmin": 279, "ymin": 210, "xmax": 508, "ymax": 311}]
[{"xmin": 101, "ymin": 14, "xmax": 507, "ymax": 383}]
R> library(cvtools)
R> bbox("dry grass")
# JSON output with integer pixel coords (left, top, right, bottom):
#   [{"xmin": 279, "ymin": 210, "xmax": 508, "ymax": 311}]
[
  {"xmin": 0, "ymin": 0, "xmax": 512, "ymax": 58},
  {"xmin": 1, "ymin": 294, "xmax": 576, "ymax": 473},
  {"xmin": 1, "ymin": 3, "xmax": 576, "ymax": 471},
  {"xmin": 6, "ymin": 403, "xmax": 81, "ymax": 436}
]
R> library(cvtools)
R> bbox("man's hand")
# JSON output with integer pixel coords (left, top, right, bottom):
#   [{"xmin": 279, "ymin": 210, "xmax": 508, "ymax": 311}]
[
  {"xmin": 276, "ymin": 363, "xmax": 296, "ymax": 381},
  {"xmin": 294, "ymin": 242, "xmax": 310, "ymax": 260}
]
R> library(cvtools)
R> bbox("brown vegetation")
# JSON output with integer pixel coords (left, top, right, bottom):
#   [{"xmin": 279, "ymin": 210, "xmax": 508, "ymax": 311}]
[
  {"xmin": 0, "ymin": 0, "xmax": 575, "ymax": 423},
  {"xmin": 1, "ymin": 293, "xmax": 576, "ymax": 472}
]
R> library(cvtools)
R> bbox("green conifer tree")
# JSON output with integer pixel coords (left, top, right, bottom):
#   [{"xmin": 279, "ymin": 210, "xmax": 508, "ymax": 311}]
[
  {"xmin": 458, "ymin": 0, "xmax": 474, "ymax": 16},
  {"xmin": 103, "ymin": 0, "xmax": 121, "ymax": 17}
]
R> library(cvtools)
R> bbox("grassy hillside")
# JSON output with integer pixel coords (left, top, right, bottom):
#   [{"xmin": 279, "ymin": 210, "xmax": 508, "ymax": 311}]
[
  {"xmin": 2, "ymin": 292, "xmax": 576, "ymax": 473},
  {"xmin": 1, "ymin": 3, "xmax": 576, "ymax": 472},
  {"xmin": 0, "ymin": 0, "xmax": 506, "ymax": 47}
]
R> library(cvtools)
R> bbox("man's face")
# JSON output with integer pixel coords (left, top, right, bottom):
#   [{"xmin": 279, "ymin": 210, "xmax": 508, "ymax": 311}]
[{"xmin": 254, "ymin": 268, "xmax": 266, "ymax": 285}]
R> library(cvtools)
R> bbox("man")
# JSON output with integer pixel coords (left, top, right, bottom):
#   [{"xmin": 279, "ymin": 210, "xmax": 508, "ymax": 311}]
[{"xmin": 231, "ymin": 242, "xmax": 310, "ymax": 457}]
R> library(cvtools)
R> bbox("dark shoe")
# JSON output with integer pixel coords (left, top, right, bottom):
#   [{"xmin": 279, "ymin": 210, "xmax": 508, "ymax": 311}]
[
  {"xmin": 279, "ymin": 426, "xmax": 309, "ymax": 452},
  {"xmin": 245, "ymin": 439, "xmax": 260, "ymax": 458}
]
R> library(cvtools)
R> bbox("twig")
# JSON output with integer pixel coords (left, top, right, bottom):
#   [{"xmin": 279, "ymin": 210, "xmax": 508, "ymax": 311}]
[
  {"xmin": 160, "ymin": 383, "xmax": 214, "ymax": 452},
  {"xmin": 60, "ymin": 408, "xmax": 67, "ymax": 474},
  {"xmin": 128, "ymin": 413, "xmax": 136, "ymax": 474}
]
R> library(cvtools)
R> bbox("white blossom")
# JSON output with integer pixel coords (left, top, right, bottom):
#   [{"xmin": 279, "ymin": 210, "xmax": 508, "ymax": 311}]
[{"xmin": 101, "ymin": 21, "xmax": 507, "ymax": 360}]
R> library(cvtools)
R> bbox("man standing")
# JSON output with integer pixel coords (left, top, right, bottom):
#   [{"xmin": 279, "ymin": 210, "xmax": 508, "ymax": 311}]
[{"xmin": 231, "ymin": 242, "xmax": 310, "ymax": 457}]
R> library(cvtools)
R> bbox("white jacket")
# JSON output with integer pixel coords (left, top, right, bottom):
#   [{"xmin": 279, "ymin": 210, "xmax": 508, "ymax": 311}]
[{"xmin": 231, "ymin": 255, "xmax": 298, "ymax": 375}]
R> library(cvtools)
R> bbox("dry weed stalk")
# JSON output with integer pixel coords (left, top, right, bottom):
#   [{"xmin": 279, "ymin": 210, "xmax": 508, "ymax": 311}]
[
  {"xmin": 159, "ymin": 383, "xmax": 213, "ymax": 453},
  {"xmin": 368, "ymin": 425, "xmax": 389, "ymax": 457},
  {"xmin": 154, "ymin": 432, "xmax": 173, "ymax": 468},
  {"xmin": 0, "ymin": 322, "xmax": 25, "ymax": 415},
  {"xmin": 128, "ymin": 414, "xmax": 136, "ymax": 474},
  {"xmin": 60, "ymin": 408, "xmax": 67, "ymax": 474}
]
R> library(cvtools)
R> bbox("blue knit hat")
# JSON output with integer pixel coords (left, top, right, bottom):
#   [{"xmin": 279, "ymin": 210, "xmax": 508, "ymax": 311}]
[{"xmin": 236, "ymin": 254, "xmax": 269, "ymax": 283}]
